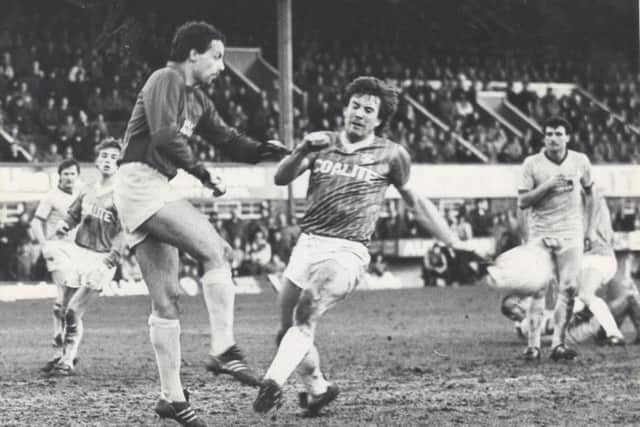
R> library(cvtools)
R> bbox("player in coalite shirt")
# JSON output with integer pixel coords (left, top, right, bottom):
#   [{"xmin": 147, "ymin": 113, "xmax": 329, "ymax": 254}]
[{"xmin": 253, "ymin": 76, "xmax": 482, "ymax": 417}]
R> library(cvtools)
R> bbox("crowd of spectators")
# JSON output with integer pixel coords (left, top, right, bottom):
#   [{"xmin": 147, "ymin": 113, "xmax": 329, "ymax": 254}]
[
  {"xmin": 0, "ymin": 1, "xmax": 639, "ymax": 165},
  {"xmin": 1, "ymin": 195, "xmax": 639, "ymax": 283}
]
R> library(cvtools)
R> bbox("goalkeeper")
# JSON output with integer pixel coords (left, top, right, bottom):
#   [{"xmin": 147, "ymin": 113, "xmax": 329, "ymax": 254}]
[{"xmin": 114, "ymin": 21, "xmax": 290, "ymax": 427}]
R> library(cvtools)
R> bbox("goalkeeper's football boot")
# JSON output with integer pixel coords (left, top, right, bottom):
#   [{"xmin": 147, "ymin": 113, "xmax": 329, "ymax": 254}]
[
  {"xmin": 253, "ymin": 379, "xmax": 283, "ymax": 414},
  {"xmin": 298, "ymin": 383, "xmax": 340, "ymax": 417},
  {"xmin": 154, "ymin": 398, "xmax": 207, "ymax": 427},
  {"xmin": 550, "ymin": 344, "xmax": 578, "ymax": 361},
  {"xmin": 205, "ymin": 345, "xmax": 259, "ymax": 387}
]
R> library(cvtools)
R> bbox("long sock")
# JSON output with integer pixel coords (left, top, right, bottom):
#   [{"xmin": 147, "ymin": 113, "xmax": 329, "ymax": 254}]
[
  {"xmin": 52, "ymin": 275, "xmax": 65, "ymax": 337},
  {"xmin": 149, "ymin": 314, "xmax": 185, "ymax": 402},
  {"xmin": 201, "ymin": 268, "xmax": 236, "ymax": 356},
  {"xmin": 527, "ymin": 295, "xmax": 545, "ymax": 349},
  {"xmin": 297, "ymin": 344, "xmax": 329, "ymax": 396},
  {"xmin": 585, "ymin": 296, "xmax": 623, "ymax": 339},
  {"xmin": 264, "ymin": 326, "xmax": 314, "ymax": 386},
  {"xmin": 551, "ymin": 292, "xmax": 574, "ymax": 348},
  {"xmin": 52, "ymin": 302, "xmax": 63, "ymax": 338},
  {"xmin": 60, "ymin": 311, "xmax": 83, "ymax": 365},
  {"xmin": 625, "ymin": 293, "xmax": 640, "ymax": 338}
]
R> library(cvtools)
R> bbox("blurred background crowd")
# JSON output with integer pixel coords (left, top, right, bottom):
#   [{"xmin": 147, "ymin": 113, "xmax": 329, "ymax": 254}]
[
  {"xmin": 0, "ymin": 0, "xmax": 639, "ymax": 284},
  {"xmin": 0, "ymin": 0, "xmax": 638, "ymax": 164}
]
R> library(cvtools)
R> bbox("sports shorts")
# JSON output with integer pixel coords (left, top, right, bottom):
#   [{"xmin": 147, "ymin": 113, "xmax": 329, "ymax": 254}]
[
  {"xmin": 64, "ymin": 245, "xmax": 116, "ymax": 291},
  {"xmin": 42, "ymin": 240, "xmax": 75, "ymax": 273},
  {"xmin": 486, "ymin": 238, "xmax": 556, "ymax": 296},
  {"xmin": 284, "ymin": 233, "xmax": 370, "ymax": 314},
  {"xmin": 114, "ymin": 162, "xmax": 182, "ymax": 248}
]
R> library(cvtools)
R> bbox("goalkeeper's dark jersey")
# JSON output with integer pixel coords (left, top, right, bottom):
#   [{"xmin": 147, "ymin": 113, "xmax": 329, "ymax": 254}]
[
  {"xmin": 120, "ymin": 63, "xmax": 263, "ymax": 179},
  {"xmin": 300, "ymin": 131, "xmax": 411, "ymax": 245}
]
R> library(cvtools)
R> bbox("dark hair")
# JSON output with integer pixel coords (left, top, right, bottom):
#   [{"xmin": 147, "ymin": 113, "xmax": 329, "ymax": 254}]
[
  {"xmin": 543, "ymin": 116, "xmax": 572, "ymax": 134},
  {"xmin": 57, "ymin": 159, "xmax": 80, "ymax": 175},
  {"xmin": 95, "ymin": 137, "xmax": 122, "ymax": 153},
  {"xmin": 343, "ymin": 76, "xmax": 399, "ymax": 135},
  {"xmin": 168, "ymin": 21, "xmax": 226, "ymax": 62}
]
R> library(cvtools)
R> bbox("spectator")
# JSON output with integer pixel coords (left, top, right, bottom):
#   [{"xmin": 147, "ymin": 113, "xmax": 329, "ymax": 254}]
[
  {"xmin": 41, "ymin": 142, "xmax": 63, "ymax": 163},
  {"xmin": 422, "ymin": 243, "xmax": 449, "ymax": 287}
]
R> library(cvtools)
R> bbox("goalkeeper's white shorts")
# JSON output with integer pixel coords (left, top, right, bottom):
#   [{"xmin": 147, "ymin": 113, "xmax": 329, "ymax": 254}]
[
  {"xmin": 284, "ymin": 233, "xmax": 370, "ymax": 315},
  {"xmin": 486, "ymin": 238, "xmax": 556, "ymax": 296}
]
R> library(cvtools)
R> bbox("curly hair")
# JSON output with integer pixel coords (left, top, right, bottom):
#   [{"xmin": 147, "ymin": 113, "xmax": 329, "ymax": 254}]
[
  {"xmin": 343, "ymin": 76, "xmax": 399, "ymax": 135},
  {"xmin": 168, "ymin": 21, "xmax": 226, "ymax": 62},
  {"xmin": 543, "ymin": 116, "xmax": 572, "ymax": 134}
]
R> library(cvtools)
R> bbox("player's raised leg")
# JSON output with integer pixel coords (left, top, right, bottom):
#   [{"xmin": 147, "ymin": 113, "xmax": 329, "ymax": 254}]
[
  {"xmin": 139, "ymin": 199, "xmax": 258, "ymax": 386},
  {"xmin": 550, "ymin": 244, "xmax": 582, "ymax": 360}
]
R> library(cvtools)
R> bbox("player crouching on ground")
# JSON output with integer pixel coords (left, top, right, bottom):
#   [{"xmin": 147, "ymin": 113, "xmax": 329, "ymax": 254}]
[
  {"xmin": 502, "ymin": 276, "xmax": 640, "ymax": 348},
  {"xmin": 43, "ymin": 139, "xmax": 123, "ymax": 376},
  {"xmin": 493, "ymin": 188, "xmax": 633, "ymax": 357}
]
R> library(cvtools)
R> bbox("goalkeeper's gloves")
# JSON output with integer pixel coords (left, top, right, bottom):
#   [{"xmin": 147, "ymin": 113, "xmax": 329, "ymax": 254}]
[
  {"xmin": 258, "ymin": 139, "xmax": 292, "ymax": 160},
  {"xmin": 187, "ymin": 163, "xmax": 226, "ymax": 197}
]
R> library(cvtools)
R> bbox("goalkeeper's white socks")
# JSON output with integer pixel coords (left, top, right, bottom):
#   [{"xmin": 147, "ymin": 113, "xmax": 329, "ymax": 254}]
[
  {"xmin": 264, "ymin": 325, "xmax": 314, "ymax": 386},
  {"xmin": 149, "ymin": 314, "xmax": 186, "ymax": 402},
  {"xmin": 201, "ymin": 268, "xmax": 236, "ymax": 356},
  {"xmin": 298, "ymin": 344, "xmax": 329, "ymax": 396}
]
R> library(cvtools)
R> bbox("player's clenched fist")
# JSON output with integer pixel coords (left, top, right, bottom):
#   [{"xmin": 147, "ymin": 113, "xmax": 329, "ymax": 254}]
[
  {"xmin": 188, "ymin": 163, "xmax": 226, "ymax": 197},
  {"xmin": 297, "ymin": 131, "xmax": 332, "ymax": 154}
]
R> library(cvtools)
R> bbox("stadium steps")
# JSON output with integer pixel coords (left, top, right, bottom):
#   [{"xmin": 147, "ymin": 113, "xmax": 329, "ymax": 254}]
[
  {"xmin": 403, "ymin": 94, "xmax": 488, "ymax": 163},
  {"xmin": 225, "ymin": 47, "xmax": 308, "ymax": 114}
]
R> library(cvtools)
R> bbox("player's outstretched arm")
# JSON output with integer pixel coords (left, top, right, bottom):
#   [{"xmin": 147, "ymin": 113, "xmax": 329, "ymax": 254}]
[
  {"xmin": 396, "ymin": 185, "xmax": 462, "ymax": 248},
  {"xmin": 273, "ymin": 132, "xmax": 330, "ymax": 186},
  {"xmin": 198, "ymin": 97, "xmax": 290, "ymax": 164}
]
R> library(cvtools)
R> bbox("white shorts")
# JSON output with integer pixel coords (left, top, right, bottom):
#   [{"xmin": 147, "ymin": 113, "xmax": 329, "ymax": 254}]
[
  {"xmin": 114, "ymin": 162, "xmax": 182, "ymax": 248},
  {"xmin": 284, "ymin": 233, "xmax": 370, "ymax": 312},
  {"xmin": 42, "ymin": 240, "xmax": 75, "ymax": 273},
  {"xmin": 65, "ymin": 246, "xmax": 117, "ymax": 291},
  {"xmin": 582, "ymin": 254, "xmax": 617, "ymax": 287},
  {"xmin": 486, "ymin": 238, "xmax": 556, "ymax": 296}
]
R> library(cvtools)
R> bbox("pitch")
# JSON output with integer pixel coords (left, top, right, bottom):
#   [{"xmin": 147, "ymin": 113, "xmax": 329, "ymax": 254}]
[{"xmin": 2, "ymin": 286, "xmax": 639, "ymax": 426}]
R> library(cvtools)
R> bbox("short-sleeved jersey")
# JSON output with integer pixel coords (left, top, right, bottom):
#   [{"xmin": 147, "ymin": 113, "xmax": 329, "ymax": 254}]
[
  {"xmin": 518, "ymin": 149, "xmax": 592, "ymax": 240},
  {"xmin": 586, "ymin": 193, "xmax": 614, "ymax": 257},
  {"xmin": 300, "ymin": 132, "xmax": 410, "ymax": 245},
  {"xmin": 34, "ymin": 187, "xmax": 80, "ymax": 240},
  {"xmin": 66, "ymin": 183, "xmax": 121, "ymax": 253}
]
